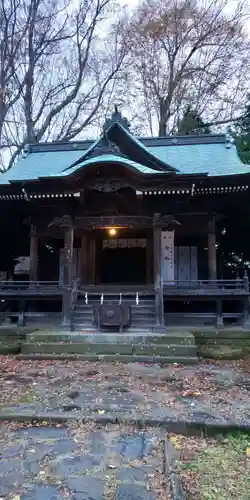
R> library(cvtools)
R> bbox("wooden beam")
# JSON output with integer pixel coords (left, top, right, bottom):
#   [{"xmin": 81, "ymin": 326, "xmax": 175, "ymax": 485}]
[
  {"xmin": 61, "ymin": 216, "xmax": 74, "ymax": 329},
  {"xmin": 29, "ymin": 225, "xmax": 38, "ymax": 282},
  {"xmin": 208, "ymin": 215, "xmax": 217, "ymax": 280},
  {"xmin": 153, "ymin": 215, "xmax": 165, "ymax": 330}
]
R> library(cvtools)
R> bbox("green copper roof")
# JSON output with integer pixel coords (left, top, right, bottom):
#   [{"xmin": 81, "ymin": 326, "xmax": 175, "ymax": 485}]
[
  {"xmin": 0, "ymin": 149, "xmax": 87, "ymax": 184},
  {"xmin": 60, "ymin": 155, "xmax": 162, "ymax": 176},
  {"xmin": 149, "ymin": 142, "xmax": 249, "ymax": 176},
  {"xmin": 0, "ymin": 130, "xmax": 249, "ymax": 186},
  {"xmin": 72, "ymin": 121, "xmax": 175, "ymax": 173}
]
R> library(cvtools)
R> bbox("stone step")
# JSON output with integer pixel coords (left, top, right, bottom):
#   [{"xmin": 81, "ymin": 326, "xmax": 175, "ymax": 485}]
[
  {"xmin": 73, "ymin": 314, "xmax": 94, "ymax": 320},
  {"xmin": 21, "ymin": 341, "xmax": 197, "ymax": 357},
  {"xmin": 73, "ymin": 304, "xmax": 155, "ymax": 311},
  {"xmin": 72, "ymin": 326, "xmax": 154, "ymax": 333},
  {"xmin": 131, "ymin": 318, "xmax": 155, "ymax": 322},
  {"xmin": 72, "ymin": 326, "xmax": 98, "ymax": 332},
  {"xmin": 119, "ymin": 326, "xmax": 154, "ymax": 332},
  {"xmin": 73, "ymin": 316, "xmax": 155, "ymax": 324},
  {"xmin": 26, "ymin": 332, "xmax": 196, "ymax": 345},
  {"xmin": 74, "ymin": 305, "xmax": 155, "ymax": 313},
  {"xmin": 17, "ymin": 353, "xmax": 198, "ymax": 364}
]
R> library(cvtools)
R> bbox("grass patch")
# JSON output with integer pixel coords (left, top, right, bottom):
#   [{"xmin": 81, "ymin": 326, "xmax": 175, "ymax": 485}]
[
  {"xmin": 195, "ymin": 335, "xmax": 250, "ymax": 359},
  {"xmin": 178, "ymin": 432, "xmax": 250, "ymax": 500},
  {"xmin": 0, "ymin": 341, "xmax": 22, "ymax": 354},
  {"xmin": 198, "ymin": 344, "xmax": 250, "ymax": 360},
  {"xmin": 0, "ymin": 328, "xmax": 61, "ymax": 354}
]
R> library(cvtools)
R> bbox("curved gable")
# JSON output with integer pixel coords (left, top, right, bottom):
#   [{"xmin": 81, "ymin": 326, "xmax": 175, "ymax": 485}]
[{"xmin": 60, "ymin": 154, "xmax": 163, "ymax": 178}]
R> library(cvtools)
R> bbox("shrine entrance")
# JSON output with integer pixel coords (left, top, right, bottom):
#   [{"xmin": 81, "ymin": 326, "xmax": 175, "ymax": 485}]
[{"xmin": 95, "ymin": 230, "xmax": 148, "ymax": 285}]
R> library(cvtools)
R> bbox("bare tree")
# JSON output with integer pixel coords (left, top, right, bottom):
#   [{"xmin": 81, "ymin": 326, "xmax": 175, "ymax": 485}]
[
  {"xmin": 0, "ymin": 0, "xmax": 27, "ymax": 145},
  {"xmin": 0, "ymin": 0, "xmax": 128, "ymax": 169},
  {"xmin": 126, "ymin": 0, "xmax": 250, "ymax": 136}
]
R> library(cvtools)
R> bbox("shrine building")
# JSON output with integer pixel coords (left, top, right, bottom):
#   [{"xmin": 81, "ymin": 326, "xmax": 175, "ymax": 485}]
[{"xmin": 0, "ymin": 108, "xmax": 250, "ymax": 332}]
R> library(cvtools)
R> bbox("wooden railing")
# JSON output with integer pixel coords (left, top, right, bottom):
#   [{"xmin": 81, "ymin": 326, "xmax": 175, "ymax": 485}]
[
  {"xmin": 0, "ymin": 281, "xmax": 62, "ymax": 295},
  {"xmin": 163, "ymin": 278, "xmax": 249, "ymax": 294},
  {"xmin": 69, "ymin": 279, "xmax": 80, "ymax": 328},
  {"xmin": 0, "ymin": 280, "xmax": 61, "ymax": 288},
  {"xmin": 70, "ymin": 279, "xmax": 80, "ymax": 309}
]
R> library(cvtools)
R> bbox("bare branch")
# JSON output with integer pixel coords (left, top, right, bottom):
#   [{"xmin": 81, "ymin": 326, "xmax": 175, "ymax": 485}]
[
  {"xmin": 1, "ymin": 0, "xmax": 128, "ymax": 169},
  {"xmin": 125, "ymin": 0, "xmax": 250, "ymax": 135}
]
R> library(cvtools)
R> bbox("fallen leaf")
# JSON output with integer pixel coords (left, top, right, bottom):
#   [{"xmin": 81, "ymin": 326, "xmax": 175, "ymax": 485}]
[
  {"xmin": 182, "ymin": 390, "xmax": 201, "ymax": 397},
  {"xmin": 246, "ymin": 447, "xmax": 250, "ymax": 457},
  {"xmin": 169, "ymin": 436, "xmax": 181, "ymax": 450}
]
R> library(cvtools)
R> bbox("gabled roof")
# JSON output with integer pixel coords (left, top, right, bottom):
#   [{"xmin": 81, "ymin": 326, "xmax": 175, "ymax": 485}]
[
  {"xmin": 0, "ymin": 123, "xmax": 248, "ymax": 185},
  {"xmin": 63, "ymin": 121, "xmax": 177, "ymax": 174}
]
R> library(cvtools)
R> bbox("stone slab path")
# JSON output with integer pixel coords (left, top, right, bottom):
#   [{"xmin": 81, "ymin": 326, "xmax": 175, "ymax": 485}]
[
  {"xmin": 0, "ymin": 358, "xmax": 250, "ymax": 427},
  {"xmin": 0, "ymin": 423, "xmax": 169, "ymax": 499}
]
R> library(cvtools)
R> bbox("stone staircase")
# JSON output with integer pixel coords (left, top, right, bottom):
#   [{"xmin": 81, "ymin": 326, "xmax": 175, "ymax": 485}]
[
  {"xmin": 72, "ymin": 294, "xmax": 156, "ymax": 333},
  {"xmin": 19, "ymin": 330, "xmax": 198, "ymax": 364},
  {"xmin": 17, "ymin": 292, "xmax": 199, "ymax": 364}
]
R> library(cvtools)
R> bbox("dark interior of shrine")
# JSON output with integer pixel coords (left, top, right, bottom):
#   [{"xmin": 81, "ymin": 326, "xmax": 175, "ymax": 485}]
[{"xmin": 99, "ymin": 247, "xmax": 146, "ymax": 284}]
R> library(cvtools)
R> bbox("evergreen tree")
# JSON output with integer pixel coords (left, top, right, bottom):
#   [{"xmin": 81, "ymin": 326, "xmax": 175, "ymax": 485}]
[
  {"xmin": 237, "ymin": 94, "xmax": 250, "ymax": 135},
  {"xmin": 234, "ymin": 135, "xmax": 250, "ymax": 164},
  {"xmin": 177, "ymin": 106, "xmax": 211, "ymax": 135},
  {"xmin": 233, "ymin": 95, "xmax": 250, "ymax": 164}
]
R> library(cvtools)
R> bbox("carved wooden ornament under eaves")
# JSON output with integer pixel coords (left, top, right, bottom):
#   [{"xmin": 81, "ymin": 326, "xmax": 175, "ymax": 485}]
[
  {"xmin": 48, "ymin": 214, "xmax": 73, "ymax": 229},
  {"xmin": 153, "ymin": 214, "xmax": 180, "ymax": 229},
  {"xmin": 87, "ymin": 179, "xmax": 130, "ymax": 193}
]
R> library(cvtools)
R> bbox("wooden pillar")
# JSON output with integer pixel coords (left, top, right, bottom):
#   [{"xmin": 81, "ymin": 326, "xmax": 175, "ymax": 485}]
[
  {"xmin": 216, "ymin": 298, "xmax": 224, "ymax": 328},
  {"xmin": 153, "ymin": 215, "xmax": 166, "ymax": 331},
  {"xmin": 208, "ymin": 216, "xmax": 217, "ymax": 281},
  {"xmin": 88, "ymin": 232, "xmax": 96, "ymax": 285},
  {"xmin": 146, "ymin": 232, "xmax": 153, "ymax": 285},
  {"xmin": 243, "ymin": 294, "xmax": 250, "ymax": 328},
  {"xmin": 18, "ymin": 299, "xmax": 26, "ymax": 327},
  {"xmin": 61, "ymin": 218, "xmax": 74, "ymax": 329},
  {"xmin": 29, "ymin": 225, "xmax": 38, "ymax": 282},
  {"xmin": 79, "ymin": 232, "xmax": 88, "ymax": 285}
]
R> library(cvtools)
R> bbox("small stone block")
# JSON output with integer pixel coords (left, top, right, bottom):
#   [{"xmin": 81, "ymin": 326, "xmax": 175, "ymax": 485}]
[
  {"xmin": 116, "ymin": 484, "xmax": 156, "ymax": 500},
  {"xmin": 21, "ymin": 486, "xmax": 62, "ymax": 500}
]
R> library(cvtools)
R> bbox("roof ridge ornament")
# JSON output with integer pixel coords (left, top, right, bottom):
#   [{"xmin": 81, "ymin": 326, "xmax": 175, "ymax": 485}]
[{"xmin": 103, "ymin": 106, "xmax": 130, "ymax": 132}]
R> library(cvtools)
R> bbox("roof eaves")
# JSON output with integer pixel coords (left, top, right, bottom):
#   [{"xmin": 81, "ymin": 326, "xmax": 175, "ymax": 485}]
[
  {"xmin": 140, "ymin": 134, "xmax": 227, "ymax": 147},
  {"xmin": 28, "ymin": 140, "xmax": 93, "ymax": 153},
  {"xmin": 21, "ymin": 133, "xmax": 228, "ymax": 154}
]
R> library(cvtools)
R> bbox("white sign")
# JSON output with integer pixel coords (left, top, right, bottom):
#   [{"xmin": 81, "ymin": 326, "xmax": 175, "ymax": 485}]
[
  {"xmin": 14, "ymin": 256, "xmax": 30, "ymax": 275},
  {"xmin": 161, "ymin": 231, "xmax": 175, "ymax": 283},
  {"xmin": 103, "ymin": 238, "xmax": 147, "ymax": 249}
]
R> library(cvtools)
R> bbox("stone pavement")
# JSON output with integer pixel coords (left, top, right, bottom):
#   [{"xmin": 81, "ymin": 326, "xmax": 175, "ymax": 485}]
[
  {"xmin": 1, "ymin": 360, "xmax": 250, "ymax": 428},
  {"xmin": 0, "ymin": 423, "xmax": 169, "ymax": 499}
]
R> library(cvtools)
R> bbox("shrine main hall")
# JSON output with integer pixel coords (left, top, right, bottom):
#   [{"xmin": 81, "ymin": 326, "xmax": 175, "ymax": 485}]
[{"xmin": 0, "ymin": 109, "xmax": 250, "ymax": 332}]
